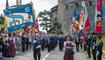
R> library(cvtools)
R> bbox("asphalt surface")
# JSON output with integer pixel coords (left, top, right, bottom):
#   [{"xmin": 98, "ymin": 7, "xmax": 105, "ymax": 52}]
[{"xmin": 1, "ymin": 47, "xmax": 91, "ymax": 60}]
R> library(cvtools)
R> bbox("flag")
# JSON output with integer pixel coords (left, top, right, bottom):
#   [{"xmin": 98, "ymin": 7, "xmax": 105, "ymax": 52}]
[
  {"xmin": 70, "ymin": 17, "xmax": 73, "ymax": 32},
  {"xmin": 72, "ymin": 10, "xmax": 79, "ymax": 32},
  {"xmin": 101, "ymin": 0, "xmax": 105, "ymax": 20},
  {"xmin": 6, "ymin": 0, "xmax": 9, "ymax": 9},
  {"xmin": 35, "ymin": 18, "xmax": 39, "ymax": 32},
  {"xmin": 30, "ymin": 25, "xmax": 34, "ymax": 34},
  {"xmin": 4, "ymin": 3, "xmax": 34, "ymax": 32},
  {"xmin": 95, "ymin": 0, "xmax": 102, "ymax": 34},
  {"xmin": 79, "ymin": 7, "xmax": 84, "ymax": 30},
  {"xmin": 79, "ymin": 1, "xmax": 91, "ymax": 33}
]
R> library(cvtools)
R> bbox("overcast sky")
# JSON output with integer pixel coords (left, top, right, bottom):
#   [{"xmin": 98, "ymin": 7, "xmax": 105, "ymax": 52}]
[{"xmin": 0, "ymin": 0, "xmax": 58, "ymax": 16}]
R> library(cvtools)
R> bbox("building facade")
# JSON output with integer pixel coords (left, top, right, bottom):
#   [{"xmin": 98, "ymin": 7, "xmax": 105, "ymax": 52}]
[
  {"xmin": 58, "ymin": 0, "xmax": 105, "ymax": 33},
  {"xmin": 51, "ymin": 5, "xmax": 58, "ymax": 28},
  {"xmin": 16, "ymin": 0, "xmax": 22, "ymax": 5}
]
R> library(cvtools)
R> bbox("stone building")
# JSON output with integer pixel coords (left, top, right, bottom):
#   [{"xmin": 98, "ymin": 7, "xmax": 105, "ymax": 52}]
[
  {"xmin": 16, "ymin": 0, "xmax": 22, "ymax": 5},
  {"xmin": 51, "ymin": 5, "xmax": 58, "ymax": 28},
  {"xmin": 58, "ymin": 0, "xmax": 105, "ymax": 33}
]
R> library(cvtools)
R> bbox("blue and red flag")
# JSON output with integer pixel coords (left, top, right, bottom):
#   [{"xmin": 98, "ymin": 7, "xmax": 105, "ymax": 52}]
[
  {"xmin": 72, "ymin": 10, "xmax": 79, "ymax": 32},
  {"xmin": 101, "ymin": 0, "xmax": 105, "ymax": 20}
]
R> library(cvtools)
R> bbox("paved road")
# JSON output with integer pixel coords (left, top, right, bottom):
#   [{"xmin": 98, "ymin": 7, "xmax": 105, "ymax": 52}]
[
  {"xmin": 41, "ymin": 47, "xmax": 91, "ymax": 60},
  {"xmin": 2, "ymin": 47, "xmax": 91, "ymax": 60}
]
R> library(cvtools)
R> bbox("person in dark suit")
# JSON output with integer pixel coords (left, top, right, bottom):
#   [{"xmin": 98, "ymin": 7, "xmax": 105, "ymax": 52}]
[
  {"xmin": 41, "ymin": 37, "xmax": 45, "ymax": 51},
  {"xmin": 0, "ymin": 31, "xmax": 3, "ymax": 59},
  {"xmin": 96, "ymin": 36, "xmax": 103, "ymax": 60},
  {"xmin": 33, "ymin": 38, "xmax": 41, "ymax": 60},
  {"xmin": 87, "ymin": 34, "xmax": 91, "ymax": 58},
  {"xmin": 84, "ymin": 36, "xmax": 87, "ymax": 51},
  {"xmin": 21, "ymin": 33, "xmax": 26, "ymax": 52},
  {"xmin": 59, "ymin": 35, "xmax": 64, "ymax": 51},
  {"xmin": 92, "ymin": 33, "xmax": 97, "ymax": 60},
  {"xmin": 75, "ymin": 37, "xmax": 80, "ymax": 52},
  {"xmin": 26, "ymin": 35, "xmax": 29, "ymax": 50},
  {"xmin": 47, "ymin": 36, "xmax": 51, "ymax": 53}
]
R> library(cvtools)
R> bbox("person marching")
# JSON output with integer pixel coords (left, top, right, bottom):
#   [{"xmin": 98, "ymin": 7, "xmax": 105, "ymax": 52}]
[
  {"xmin": 64, "ymin": 36, "xmax": 75, "ymax": 60},
  {"xmin": 96, "ymin": 36, "xmax": 103, "ymax": 60},
  {"xmin": 75, "ymin": 36, "xmax": 80, "ymax": 52},
  {"xmin": 21, "ymin": 33, "xmax": 26, "ymax": 52},
  {"xmin": 33, "ymin": 37, "xmax": 41, "ymax": 60},
  {"xmin": 26, "ymin": 35, "xmax": 29, "ymax": 50},
  {"xmin": 92, "ymin": 33, "xmax": 97, "ymax": 60},
  {"xmin": 0, "ymin": 31, "xmax": 3, "ymax": 59},
  {"xmin": 87, "ymin": 34, "xmax": 91, "ymax": 58},
  {"xmin": 84, "ymin": 36, "xmax": 87, "ymax": 51},
  {"xmin": 59, "ymin": 35, "xmax": 64, "ymax": 51},
  {"xmin": 47, "ymin": 36, "xmax": 51, "ymax": 53}
]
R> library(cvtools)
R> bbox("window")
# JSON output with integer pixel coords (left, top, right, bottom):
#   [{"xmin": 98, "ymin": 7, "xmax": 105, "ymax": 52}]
[
  {"xmin": 65, "ymin": 5, "xmax": 68, "ymax": 9},
  {"xmin": 89, "ymin": 1, "xmax": 92, "ymax": 6},
  {"xmin": 64, "ymin": 0, "xmax": 74, "ymax": 5},
  {"xmin": 75, "ymin": 3, "xmax": 78, "ymax": 7}
]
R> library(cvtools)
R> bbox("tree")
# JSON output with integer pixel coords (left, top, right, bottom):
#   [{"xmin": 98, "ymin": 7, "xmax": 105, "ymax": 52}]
[
  {"xmin": 0, "ymin": 15, "xmax": 5, "ymax": 25},
  {"xmin": 49, "ymin": 19, "xmax": 62, "ymax": 35},
  {"xmin": 38, "ymin": 10, "xmax": 52, "ymax": 32}
]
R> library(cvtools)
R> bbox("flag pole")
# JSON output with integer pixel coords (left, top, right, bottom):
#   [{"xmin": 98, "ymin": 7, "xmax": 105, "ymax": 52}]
[
  {"xmin": 34, "ymin": 10, "xmax": 37, "ymax": 39},
  {"xmin": 31, "ymin": 1, "xmax": 36, "ymax": 39}
]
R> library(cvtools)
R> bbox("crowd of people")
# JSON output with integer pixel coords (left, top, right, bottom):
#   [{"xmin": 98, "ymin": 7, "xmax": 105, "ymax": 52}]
[
  {"xmin": 0, "ymin": 30, "xmax": 104, "ymax": 60},
  {"xmin": 62, "ymin": 32, "xmax": 104, "ymax": 60},
  {"xmin": 0, "ymin": 31, "xmax": 33, "ymax": 60},
  {"xmin": 75, "ymin": 33, "xmax": 103, "ymax": 60},
  {"xmin": 32, "ymin": 34, "xmax": 66, "ymax": 60},
  {"xmin": 0, "ymin": 31, "xmax": 65, "ymax": 60}
]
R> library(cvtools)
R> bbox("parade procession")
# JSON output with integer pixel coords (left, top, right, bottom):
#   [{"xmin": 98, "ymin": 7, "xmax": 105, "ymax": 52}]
[{"xmin": 0, "ymin": 0, "xmax": 105, "ymax": 60}]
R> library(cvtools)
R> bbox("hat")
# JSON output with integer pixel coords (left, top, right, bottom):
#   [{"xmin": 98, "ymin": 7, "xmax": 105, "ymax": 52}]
[
  {"xmin": 98, "ymin": 36, "xmax": 102, "ymax": 39},
  {"xmin": 92, "ymin": 32, "xmax": 97, "ymax": 35}
]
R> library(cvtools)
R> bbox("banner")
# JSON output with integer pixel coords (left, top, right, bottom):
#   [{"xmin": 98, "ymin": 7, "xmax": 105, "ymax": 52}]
[
  {"xmin": 101, "ymin": 2, "xmax": 105, "ymax": 20},
  {"xmin": 3, "ymin": 3, "xmax": 34, "ymax": 32},
  {"xmin": 35, "ymin": 18, "xmax": 39, "ymax": 32},
  {"xmin": 72, "ymin": 10, "xmax": 79, "ymax": 32},
  {"xmin": 79, "ymin": 1, "xmax": 91, "ymax": 33},
  {"xmin": 95, "ymin": 0, "xmax": 102, "ymax": 34},
  {"xmin": 70, "ymin": 17, "xmax": 73, "ymax": 33}
]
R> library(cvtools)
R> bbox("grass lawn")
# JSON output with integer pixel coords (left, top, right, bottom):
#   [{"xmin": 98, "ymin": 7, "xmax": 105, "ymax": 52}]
[
  {"xmin": 101, "ymin": 33, "xmax": 105, "ymax": 51},
  {"xmin": 101, "ymin": 33, "xmax": 105, "ymax": 59}
]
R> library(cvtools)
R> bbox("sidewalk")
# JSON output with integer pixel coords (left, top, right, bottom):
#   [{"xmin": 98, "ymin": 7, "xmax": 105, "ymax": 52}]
[
  {"xmin": 74, "ymin": 50, "xmax": 90, "ymax": 60},
  {"xmin": 41, "ymin": 47, "xmax": 91, "ymax": 60}
]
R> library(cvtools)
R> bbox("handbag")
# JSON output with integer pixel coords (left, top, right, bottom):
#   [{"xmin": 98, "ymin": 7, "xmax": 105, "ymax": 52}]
[{"xmin": 70, "ymin": 50, "xmax": 75, "ymax": 55}]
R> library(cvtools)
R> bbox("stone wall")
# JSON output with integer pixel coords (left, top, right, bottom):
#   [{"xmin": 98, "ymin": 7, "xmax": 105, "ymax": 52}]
[{"xmin": 58, "ymin": 0, "xmax": 105, "ymax": 33}]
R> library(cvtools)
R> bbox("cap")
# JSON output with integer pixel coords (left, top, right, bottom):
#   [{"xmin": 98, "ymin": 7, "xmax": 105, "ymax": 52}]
[
  {"xmin": 92, "ymin": 32, "xmax": 97, "ymax": 35},
  {"xmin": 98, "ymin": 36, "xmax": 102, "ymax": 39}
]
